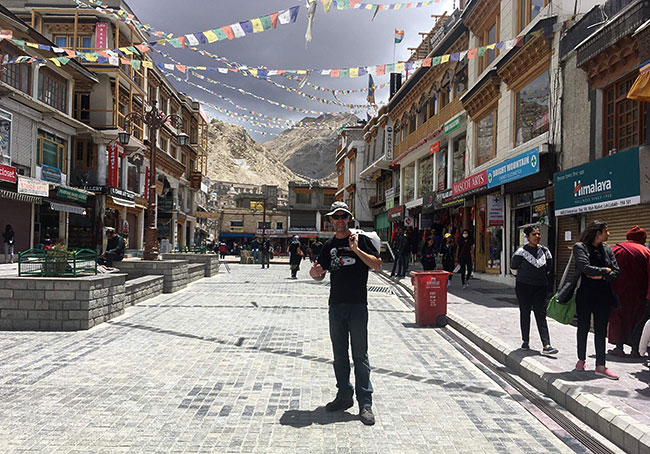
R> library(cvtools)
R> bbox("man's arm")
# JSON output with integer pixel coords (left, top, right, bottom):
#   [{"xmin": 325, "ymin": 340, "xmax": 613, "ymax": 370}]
[{"xmin": 350, "ymin": 234, "xmax": 382, "ymax": 270}]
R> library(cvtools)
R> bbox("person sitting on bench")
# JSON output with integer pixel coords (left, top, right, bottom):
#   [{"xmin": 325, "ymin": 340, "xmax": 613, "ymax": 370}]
[{"xmin": 98, "ymin": 227, "xmax": 125, "ymax": 267}]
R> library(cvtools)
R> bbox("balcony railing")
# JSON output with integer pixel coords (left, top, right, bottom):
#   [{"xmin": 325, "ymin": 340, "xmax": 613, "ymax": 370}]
[{"xmin": 394, "ymin": 98, "xmax": 464, "ymax": 160}]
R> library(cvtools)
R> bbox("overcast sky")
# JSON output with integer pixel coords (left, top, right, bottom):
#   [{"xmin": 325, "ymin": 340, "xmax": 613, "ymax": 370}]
[{"xmin": 130, "ymin": 0, "xmax": 454, "ymax": 142}]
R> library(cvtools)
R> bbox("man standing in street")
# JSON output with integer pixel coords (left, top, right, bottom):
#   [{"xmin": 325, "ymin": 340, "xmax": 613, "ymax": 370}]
[
  {"xmin": 261, "ymin": 237, "xmax": 271, "ymax": 269},
  {"xmin": 309, "ymin": 201, "xmax": 382, "ymax": 426}
]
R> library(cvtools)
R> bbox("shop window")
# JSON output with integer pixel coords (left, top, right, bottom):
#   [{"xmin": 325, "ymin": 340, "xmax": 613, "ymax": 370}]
[
  {"xmin": 74, "ymin": 139, "xmax": 96, "ymax": 171},
  {"xmin": 275, "ymin": 222, "xmax": 283, "ymax": 230},
  {"xmin": 296, "ymin": 192, "xmax": 312, "ymax": 204},
  {"xmin": 518, "ymin": 0, "xmax": 548, "ymax": 33},
  {"xmin": 230, "ymin": 220, "xmax": 244, "ymax": 227},
  {"xmin": 603, "ymin": 73, "xmax": 647, "ymax": 156},
  {"xmin": 437, "ymin": 148, "xmax": 448, "ymax": 190},
  {"xmin": 479, "ymin": 20, "xmax": 499, "ymax": 73},
  {"xmin": 418, "ymin": 155, "xmax": 433, "ymax": 197},
  {"xmin": 74, "ymin": 93, "xmax": 91, "ymax": 123},
  {"xmin": 476, "ymin": 110, "xmax": 497, "ymax": 166},
  {"xmin": 515, "ymin": 70, "xmax": 550, "ymax": 147},
  {"xmin": 38, "ymin": 68, "xmax": 67, "ymax": 112},
  {"xmin": 37, "ymin": 129, "xmax": 66, "ymax": 172},
  {"xmin": 452, "ymin": 136, "xmax": 466, "ymax": 183},
  {"xmin": 127, "ymin": 157, "xmax": 141, "ymax": 194},
  {"xmin": 258, "ymin": 221, "xmax": 272, "ymax": 229},
  {"xmin": 0, "ymin": 42, "xmax": 31, "ymax": 94},
  {"xmin": 403, "ymin": 162, "xmax": 415, "ymax": 202}
]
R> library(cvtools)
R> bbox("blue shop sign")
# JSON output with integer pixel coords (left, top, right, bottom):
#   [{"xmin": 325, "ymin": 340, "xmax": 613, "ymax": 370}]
[
  {"xmin": 41, "ymin": 164, "xmax": 61, "ymax": 184},
  {"xmin": 486, "ymin": 147, "xmax": 539, "ymax": 189}
]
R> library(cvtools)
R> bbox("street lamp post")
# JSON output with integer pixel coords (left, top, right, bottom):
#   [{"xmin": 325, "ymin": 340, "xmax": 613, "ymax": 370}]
[{"xmin": 119, "ymin": 102, "xmax": 189, "ymax": 260}]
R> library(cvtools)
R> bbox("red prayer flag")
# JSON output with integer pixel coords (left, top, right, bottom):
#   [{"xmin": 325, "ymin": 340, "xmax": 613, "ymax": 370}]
[
  {"xmin": 376, "ymin": 65, "xmax": 386, "ymax": 76},
  {"xmin": 331, "ymin": 69, "xmax": 341, "ymax": 78},
  {"xmin": 270, "ymin": 12, "xmax": 279, "ymax": 28},
  {"xmin": 176, "ymin": 64, "xmax": 186, "ymax": 73},
  {"xmin": 467, "ymin": 48, "xmax": 478, "ymax": 58},
  {"xmin": 222, "ymin": 25, "xmax": 235, "ymax": 40},
  {"xmin": 422, "ymin": 58, "xmax": 432, "ymax": 67},
  {"xmin": 516, "ymin": 36, "xmax": 525, "ymax": 46}
]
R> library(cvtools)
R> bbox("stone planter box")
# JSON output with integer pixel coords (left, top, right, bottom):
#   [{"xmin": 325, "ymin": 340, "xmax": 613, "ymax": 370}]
[
  {"xmin": 124, "ymin": 275, "xmax": 164, "ymax": 307},
  {"xmin": 187, "ymin": 263, "xmax": 205, "ymax": 284},
  {"xmin": 118, "ymin": 259, "xmax": 188, "ymax": 293},
  {"xmin": 0, "ymin": 274, "xmax": 127, "ymax": 331},
  {"xmin": 161, "ymin": 253, "xmax": 220, "ymax": 277}
]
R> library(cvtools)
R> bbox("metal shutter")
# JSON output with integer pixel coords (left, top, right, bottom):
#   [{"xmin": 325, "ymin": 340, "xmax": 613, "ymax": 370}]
[
  {"xmin": 556, "ymin": 215, "xmax": 580, "ymax": 286},
  {"xmin": 586, "ymin": 206, "xmax": 650, "ymax": 247}
]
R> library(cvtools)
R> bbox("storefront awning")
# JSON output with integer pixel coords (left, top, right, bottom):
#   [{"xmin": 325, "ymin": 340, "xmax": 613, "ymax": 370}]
[
  {"xmin": 46, "ymin": 199, "xmax": 86, "ymax": 215},
  {"xmin": 0, "ymin": 188, "xmax": 42, "ymax": 204},
  {"xmin": 628, "ymin": 60, "xmax": 650, "ymax": 102},
  {"xmin": 110, "ymin": 196, "xmax": 135, "ymax": 208}
]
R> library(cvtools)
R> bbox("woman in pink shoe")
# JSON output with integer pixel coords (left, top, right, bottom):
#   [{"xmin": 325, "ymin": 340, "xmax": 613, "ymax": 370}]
[{"xmin": 573, "ymin": 220, "xmax": 621, "ymax": 379}]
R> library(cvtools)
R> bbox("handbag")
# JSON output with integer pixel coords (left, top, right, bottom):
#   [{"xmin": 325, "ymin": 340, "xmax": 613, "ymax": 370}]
[
  {"xmin": 453, "ymin": 264, "xmax": 461, "ymax": 273},
  {"xmin": 547, "ymin": 250, "xmax": 577, "ymax": 324}
]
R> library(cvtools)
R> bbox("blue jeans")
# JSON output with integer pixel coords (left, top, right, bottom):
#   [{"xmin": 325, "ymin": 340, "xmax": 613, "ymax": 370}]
[
  {"xmin": 329, "ymin": 304, "xmax": 373, "ymax": 407},
  {"xmin": 398, "ymin": 252, "xmax": 410, "ymax": 277}
]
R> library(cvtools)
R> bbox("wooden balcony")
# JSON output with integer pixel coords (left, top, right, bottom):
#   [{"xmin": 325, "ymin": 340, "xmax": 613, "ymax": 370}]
[
  {"xmin": 394, "ymin": 98, "xmax": 464, "ymax": 160},
  {"xmin": 189, "ymin": 170, "xmax": 203, "ymax": 191}
]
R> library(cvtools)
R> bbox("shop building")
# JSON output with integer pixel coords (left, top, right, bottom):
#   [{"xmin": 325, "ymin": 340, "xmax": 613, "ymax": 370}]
[{"xmin": 288, "ymin": 181, "xmax": 336, "ymax": 241}]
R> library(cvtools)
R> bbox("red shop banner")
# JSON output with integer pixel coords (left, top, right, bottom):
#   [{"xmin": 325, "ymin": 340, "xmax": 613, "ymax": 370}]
[
  {"xmin": 0, "ymin": 164, "xmax": 16, "ymax": 183},
  {"xmin": 95, "ymin": 22, "xmax": 108, "ymax": 50},
  {"xmin": 452, "ymin": 170, "xmax": 487, "ymax": 197},
  {"xmin": 107, "ymin": 143, "xmax": 125, "ymax": 188}
]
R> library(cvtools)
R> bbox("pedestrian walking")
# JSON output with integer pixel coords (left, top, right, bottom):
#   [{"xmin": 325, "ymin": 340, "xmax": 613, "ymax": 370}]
[
  {"xmin": 218, "ymin": 241, "xmax": 227, "ymax": 259},
  {"xmin": 511, "ymin": 225, "xmax": 558, "ymax": 355},
  {"xmin": 261, "ymin": 238, "xmax": 271, "ymax": 269},
  {"xmin": 288, "ymin": 235, "xmax": 304, "ymax": 279},
  {"xmin": 420, "ymin": 236, "xmax": 437, "ymax": 271},
  {"xmin": 3, "ymin": 224, "xmax": 15, "ymax": 264},
  {"xmin": 573, "ymin": 220, "xmax": 621, "ymax": 380},
  {"xmin": 457, "ymin": 229, "xmax": 474, "ymax": 288},
  {"xmin": 389, "ymin": 227, "xmax": 402, "ymax": 277},
  {"xmin": 609, "ymin": 225, "xmax": 650, "ymax": 357},
  {"xmin": 311, "ymin": 238, "xmax": 323, "ymax": 263},
  {"xmin": 440, "ymin": 233, "xmax": 456, "ymax": 282},
  {"xmin": 309, "ymin": 201, "xmax": 382, "ymax": 426}
]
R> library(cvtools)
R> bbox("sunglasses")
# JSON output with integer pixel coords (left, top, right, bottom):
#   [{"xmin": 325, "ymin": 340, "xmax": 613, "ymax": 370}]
[{"xmin": 330, "ymin": 214, "xmax": 349, "ymax": 220}]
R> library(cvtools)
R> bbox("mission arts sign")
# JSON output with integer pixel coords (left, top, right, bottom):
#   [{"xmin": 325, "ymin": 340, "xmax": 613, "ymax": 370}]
[{"xmin": 554, "ymin": 147, "xmax": 640, "ymax": 216}]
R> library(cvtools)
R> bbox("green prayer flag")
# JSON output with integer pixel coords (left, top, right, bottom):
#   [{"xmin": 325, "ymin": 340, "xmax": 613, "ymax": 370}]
[
  {"xmin": 340, "ymin": 68, "xmax": 350, "ymax": 78},
  {"xmin": 431, "ymin": 56, "xmax": 441, "ymax": 66},
  {"xmin": 214, "ymin": 28, "xmax": 228, "ymax": 40},
  {"xmin": 260, "ymin": 15, "xmax": 272, "ymax": 30},
  {"xmin": 477, "ymin": 46, "xmax": 487, "ymax": 56},
  {"xmin": 169, "ymin": 38, "xmax": 183, "ymax": 48}
]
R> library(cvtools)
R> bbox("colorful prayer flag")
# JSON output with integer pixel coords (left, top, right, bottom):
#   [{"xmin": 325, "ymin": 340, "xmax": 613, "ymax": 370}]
[{"xmin": 394, "ymin": 29, "xmax": 404, "ymax": 44}]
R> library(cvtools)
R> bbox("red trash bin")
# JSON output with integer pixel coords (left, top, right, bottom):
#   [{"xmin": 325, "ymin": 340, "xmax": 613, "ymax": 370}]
[{"xmin": 410, "ymin": 270, "xmax": 450, "ymax": 327}]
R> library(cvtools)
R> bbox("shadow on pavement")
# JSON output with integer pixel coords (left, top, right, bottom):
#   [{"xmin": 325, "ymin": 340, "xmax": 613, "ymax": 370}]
[
  {"xmin": 542, "ymin": 370, "xmax": 604, "ymax": 383},
  {"xmin": 279, "ymin": 407, "xmax": 357, "ymax": 427}
]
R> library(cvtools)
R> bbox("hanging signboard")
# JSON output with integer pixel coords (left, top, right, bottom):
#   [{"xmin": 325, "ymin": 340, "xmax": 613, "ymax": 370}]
[
  {"xmin": 95, "ymin": 22, "xmax": 108, "ymax": 50},
  {"xmin": 487, "ymin": 195, "xmax": 505, "ymax": 226},
  {"xmin": 41, "ymin": 164, "xmax": 62, "ymax": 184},
  {"xmin": 384, "ymin": 121, "xmax": 394, "ymax": 161},
  {"xmin": 0, "ymin": 164, "xmax": 16, "ymax": 183},
  {"xmin": 17, "ymin": 176, "xmax": 49, "ymax": 197},
  {"xmin": 452, "ymin": 170, "xmax": 487, "ymax": 197},
  {"xmin": 487, "ymin": 147, "xmax": 539, "ymax": 189},
  {"xmin": 57, "ymin": 186, "xmax": 88, "ymax": 203},
  {"xmin": 429, "ymin": 141, "xmax": 440, "ymax": 155},
  {"xmin": 444, "ymin": 115, "xmax": 461, "ymax": 135}
]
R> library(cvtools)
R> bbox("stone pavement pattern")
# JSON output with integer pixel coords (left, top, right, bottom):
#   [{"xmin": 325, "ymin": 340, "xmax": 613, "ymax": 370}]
[{"xmin": 0, "ymin": 264, "xmax": 576, "ymax": 453}]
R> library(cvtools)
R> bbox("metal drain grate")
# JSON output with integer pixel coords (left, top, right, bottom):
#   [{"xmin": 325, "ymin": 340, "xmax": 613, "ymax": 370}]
[{"xmin": 368, "ymin": 285, "xmax": 393, "ymax": 294}]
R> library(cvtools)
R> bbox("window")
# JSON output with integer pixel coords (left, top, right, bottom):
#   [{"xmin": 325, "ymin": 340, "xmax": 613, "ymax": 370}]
[
  {"xmin": 275, "ymin": 222, "xmax": 283, "ymax": 230},
  {"xmin": 323, "ymin": 192, "xmax": 335, "ymax": 207},
  {"xmin": 453, "ymin": 136, "xmax": 467, "ymax": 183},
  {"xmin": 418, "ymin": 96, "xmax": 428, "ymax": 126},
  {"xmin": 515, "ymin": 70, "xmax": 550, "ymax": 147},
  {"xmin": 38, "ymin": 68, "xmax": 67, "ymax": 112},
  {"xmin": 518, "ymin": 0, "xmax": 547, "ymax": 32},
  {"xmin": 37, "ymin": 130, "xmax": 66, "ymax": 172},
  {"xmin": 403, "ymin": 162, "xmax": 415, "ymax": 202},
  {"xmin": 428, "ymin": 89, "xmax": 438, "ymax": 118},
  {"xmin": 479, "ymin": 20, "xmax": 499, "ymax": 73},
  {"xmin": 160, "ymin": 137, "xmax": 169, "ymax": 154},
  {"xmin": 74, "ymin": 139, "xmax": 96, "ymax": 171},
  {"xmin": 53, "ymin": 35, "xmax": 92, "ymax": 51},
  {"xmin": 455, "ymin": 60, "xmax": 468, "ymax": 95},
  {"xmin": 127, "ymin": 157, "xmax": 141, "ymax": 194},
  {"xmin": 0, "ymin": 110, "xmax": 11, "ymax": 159},
  {"xmin": 257, "ymin": 221, "xmax": 272, "ymax": 229},
  {"xmin": 1, "ymin": 42, "xmax": 30, "ymax": 94},
  {"xmin": 408, "ymin": 111, "xmax": 416, "ymax": 134},
  {"xmin": 437, "ymin": 148, "xmax": 448, "ymax": 190},
  {"xmin": 418, "ymin": 155, "xmax": 433, "ymax": 197},
  {"xmin": 296, "ymin": 192, "xmax": 312, "ymax": 204},
  {"xmin": 604, "ymin": 73, "xmax": 647, "ymax": 156},
  {"xmin": 440, "ymin": 71, "xmax": 453, "ymax": 108},
  {"xmin": 230, "ymin": 220, "xmax": 244, "ymax": 227},
  {"xmin": 74, "ymin": 93, "xmax": 91, "ymax": 123},
  {"xmin": 476, "ymin": 110, "xmax": 497, "ymax": 166}
]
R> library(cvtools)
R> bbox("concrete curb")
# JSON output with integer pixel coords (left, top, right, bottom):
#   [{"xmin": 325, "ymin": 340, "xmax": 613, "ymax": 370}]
[{"xmin": 446, "ymin": 309, "xmax": 650, "ymax": 454}]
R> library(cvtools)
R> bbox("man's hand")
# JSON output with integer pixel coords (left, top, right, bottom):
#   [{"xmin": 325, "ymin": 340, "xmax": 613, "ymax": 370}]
[
  {"xmin": 587, "ymin": 274, "xmax": 603, "ymax": 280},
  {"xmin": 310, "ymin": 261, "xmax": 327, "ymax": 281},
  {"xmin": 349, "ymin": 233, "xmax": 359, "ymax": 252}
]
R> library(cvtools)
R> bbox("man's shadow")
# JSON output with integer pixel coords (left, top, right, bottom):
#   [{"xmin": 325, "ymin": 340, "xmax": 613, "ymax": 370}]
[{"xmin": 279, "ymin": 407, "xmax": 358, "ymax": 428}]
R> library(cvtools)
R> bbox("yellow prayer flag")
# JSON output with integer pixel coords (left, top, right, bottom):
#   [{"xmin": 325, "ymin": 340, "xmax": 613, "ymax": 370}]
[
  {"xmin": 322, "ymin": 0, "xmax": 333, "ymax": 12},
  {"xmin": 85, "ymin": 53, "xmax": 98, "ymax": 62},
  {"xmin": 394, "ymin": 3, "xmax": 402, "ymax": 9},
  {"xmin": 441, "ymin": 54, "xmax": 450, "ymax": 63},
  {"xmin": 297, "ymin": 70, "xmax": 307, "ymax": 74},
  {"xmin": 251, "ymin": 18, "xmax": 264, "ymax": 33},
  {"xmin": 119, "ymin": 47, "xmax": 133, "ymax": 55},
  {"xmin": 195, "ymin": 66, "xmax": 206, "ymax": 70},
  {"xmin": 350, "ymin": 67, "xmax": 359, "ymax": 78},
  {"xmin": 50, "ymin": 58, "xmax": 61, "ymax": 67},
  {"xmin": 203, "ymin": 30, "xmax": 219, "ymax": 43},
  {"xmin": 486, "ymin": 43, "xmax": 496, "ymax": 50},
  {"xmin": 395, "ymin": 62, "xmax": 405, "ymax": 72},
  {"xmin": 249, "ymin": 68, "xmax": 258, "ymax": 77},
  {"xmin": 142, "ymin": 61, "xmax": 153, "ymax": 69},
  {"xmin": 26, "ymin": 42, "xmax": 39, "ymax": 48}
]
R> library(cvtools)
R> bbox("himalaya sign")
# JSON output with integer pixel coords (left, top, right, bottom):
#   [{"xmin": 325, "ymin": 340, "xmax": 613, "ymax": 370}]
[{"xmin": 554, "ymin": 148, "xmax": 640, "ymax": 216}]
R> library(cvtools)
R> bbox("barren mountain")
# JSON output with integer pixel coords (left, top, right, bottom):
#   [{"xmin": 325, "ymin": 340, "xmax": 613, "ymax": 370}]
[
  {"xmin": 263, "ymin": 113, "xmax": 360, "ymax": 181},
  {"xmin": 206, "ymin": 119, "xmax": 301, "ymax": 187}
]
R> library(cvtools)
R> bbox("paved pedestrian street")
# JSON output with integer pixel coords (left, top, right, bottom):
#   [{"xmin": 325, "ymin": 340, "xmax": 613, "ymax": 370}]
[{"xmin": 0, "ymin": 265, "xmax": 577, "ymax": 453}]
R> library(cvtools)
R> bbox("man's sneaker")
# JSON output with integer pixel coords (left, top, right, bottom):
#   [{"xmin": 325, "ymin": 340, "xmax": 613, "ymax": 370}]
[
  {"xmin": 521, "ymin": 342, "xmax": 530, "ymax": 350},
  {"xmin": 575, "ymin": 360, "xmax": 586, "ymax": 370},
  {"xmin": 541, "ymin": 346, "xmax": 558, "ymax": 355},
  {"xmin": 595, "ymin": 368, "xmax": 619, "ymax": 380},
  {"xmin": 359, "ymin": 406, "xmax": 375, "ymax": 426},
  {"xmin": 325, "ymin": 396, "xmax": 353, "ymax": 412}
]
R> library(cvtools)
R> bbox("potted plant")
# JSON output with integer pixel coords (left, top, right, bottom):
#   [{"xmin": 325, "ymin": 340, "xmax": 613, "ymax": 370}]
[{"xmin": 43, "ymin": 243, "xmax": 69, "ymax": 276}]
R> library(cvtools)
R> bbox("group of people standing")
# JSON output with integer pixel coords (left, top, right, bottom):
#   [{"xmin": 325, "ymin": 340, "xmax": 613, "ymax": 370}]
[
  {"xmin": 511, "ymin": 221, "xmax": 650, "ymax": 381},
  {"xmin": 390, "ymin": 227, "xmax": 474, "ymax": 288}
]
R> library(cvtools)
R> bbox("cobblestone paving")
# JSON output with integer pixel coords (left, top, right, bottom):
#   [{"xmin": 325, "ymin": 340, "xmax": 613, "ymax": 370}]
[{"xmin": 0, "ymin": 264, "xmax": 575, "ymax": 453}]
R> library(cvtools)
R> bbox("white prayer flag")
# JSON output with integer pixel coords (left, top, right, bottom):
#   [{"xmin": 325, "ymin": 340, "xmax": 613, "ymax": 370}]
[
  {"xmin": 185, "ymin": 34, "xmax": 199, "ymax": 46},
  {"xmin": 278, "ymin": 9, "xmax": 292, "ymax": 24},
  {"xmin": 231, "ymin": 23, "xmax": 246, "ymax": 38}
]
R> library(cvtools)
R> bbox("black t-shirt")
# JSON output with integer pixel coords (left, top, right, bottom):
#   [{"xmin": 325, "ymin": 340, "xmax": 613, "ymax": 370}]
[
  {"xmin": 317, "ymin": 234, "xmax": 379, "ymax": 305},
  {"xmin": 458, "ymin": 236, "xmax": 474, "ymax": 258}
]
